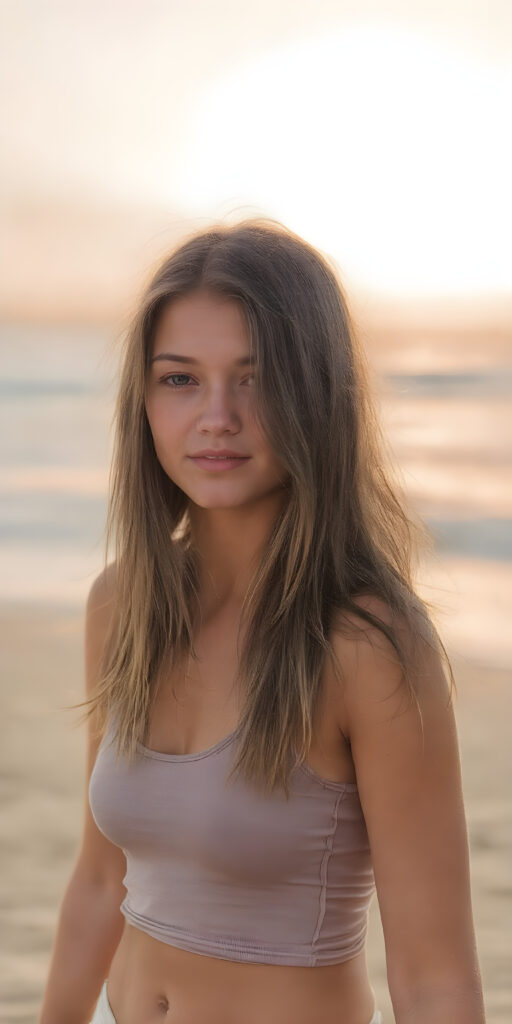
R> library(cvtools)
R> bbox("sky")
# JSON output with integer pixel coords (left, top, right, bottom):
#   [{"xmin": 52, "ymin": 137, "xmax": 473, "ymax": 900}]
[{"xmin": 1, "ymin": 0, "xmax": 511, "ymax": 321}]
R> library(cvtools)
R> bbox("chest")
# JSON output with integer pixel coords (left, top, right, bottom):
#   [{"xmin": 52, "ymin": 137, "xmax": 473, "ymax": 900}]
[{"xmin": 146, "ymin": 615, "xmax": 356, "ymax": 787}]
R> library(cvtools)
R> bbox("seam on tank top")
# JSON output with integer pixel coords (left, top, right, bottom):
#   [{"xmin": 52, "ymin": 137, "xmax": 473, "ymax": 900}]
[{"xmin": 310, "ymin": 788, "xmax": 346, "ymax": 960}]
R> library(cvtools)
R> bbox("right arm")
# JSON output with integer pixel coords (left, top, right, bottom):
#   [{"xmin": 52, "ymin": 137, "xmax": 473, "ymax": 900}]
[{"xmin": 38, "ymin": 566, "xmax": 127, "ymax": 1024}]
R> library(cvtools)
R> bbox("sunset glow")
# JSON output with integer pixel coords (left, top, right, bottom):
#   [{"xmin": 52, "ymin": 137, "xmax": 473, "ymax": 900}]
[{"xmin": 175, "ymin": 25, "xmax": 511, "ymax": 297}]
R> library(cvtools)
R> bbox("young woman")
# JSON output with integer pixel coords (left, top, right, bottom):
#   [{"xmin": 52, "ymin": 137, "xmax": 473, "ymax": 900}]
[{"xmin": 38, "ymin": 219, "xmax": 486, "ymax": 1024}]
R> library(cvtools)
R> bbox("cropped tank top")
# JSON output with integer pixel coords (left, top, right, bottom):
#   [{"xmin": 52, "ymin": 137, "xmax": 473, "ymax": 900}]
[{"xmin": 89, "ymin": 720, "xmax": 376, "ymax": 967}]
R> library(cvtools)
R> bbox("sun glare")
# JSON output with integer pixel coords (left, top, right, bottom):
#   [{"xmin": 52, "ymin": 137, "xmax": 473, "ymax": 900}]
[{"xmin": 174, "ymin": 25, "xmax": 511, "ymax": 298}]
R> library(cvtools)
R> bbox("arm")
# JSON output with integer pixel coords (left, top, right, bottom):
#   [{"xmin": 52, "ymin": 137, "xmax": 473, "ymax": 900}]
[
  {"xmin": 332, "ymin": 597, "xmax": 486, "ymax": 1024},
  {"xmin": 38, "ymin": 565, "xmax": 127, "ymax": 1024}
]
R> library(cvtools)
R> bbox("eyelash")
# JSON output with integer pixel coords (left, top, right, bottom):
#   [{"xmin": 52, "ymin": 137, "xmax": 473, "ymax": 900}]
[{"xmin": 160, "ymin": 373, "xmax": 255, "ymax": 389}]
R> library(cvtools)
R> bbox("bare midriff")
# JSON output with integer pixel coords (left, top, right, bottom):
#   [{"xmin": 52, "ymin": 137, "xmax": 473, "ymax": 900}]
[{"xmin": 106, "ymin": 923, "xmax": 377, "ymax": 1024}]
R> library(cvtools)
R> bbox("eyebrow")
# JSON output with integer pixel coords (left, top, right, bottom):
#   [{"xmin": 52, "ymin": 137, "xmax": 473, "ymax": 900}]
[{"xmin": 150, "ymin": 353, "xmax": 254, "ymax": 366}]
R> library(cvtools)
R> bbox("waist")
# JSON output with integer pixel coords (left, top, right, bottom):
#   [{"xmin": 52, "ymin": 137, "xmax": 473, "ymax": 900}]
[{"xmin": 107, "ymin": 922, "xmax": 376, "ymax": 1024}]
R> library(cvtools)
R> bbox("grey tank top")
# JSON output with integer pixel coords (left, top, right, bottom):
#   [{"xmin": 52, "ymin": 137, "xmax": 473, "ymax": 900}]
[{"xmin": 89, "ymin": 719, "xmax": 376, "ymax": 967}]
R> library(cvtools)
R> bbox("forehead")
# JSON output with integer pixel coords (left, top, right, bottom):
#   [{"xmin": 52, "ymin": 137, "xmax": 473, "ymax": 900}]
[{"xmin": 152, "ymin": 291, "xmax": 250, "ymax": 356}]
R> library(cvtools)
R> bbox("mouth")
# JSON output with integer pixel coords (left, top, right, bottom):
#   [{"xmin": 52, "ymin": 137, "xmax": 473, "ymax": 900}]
[{"xmin": 188, "ymin": 455, "xmax": 251, "ymax": 471}]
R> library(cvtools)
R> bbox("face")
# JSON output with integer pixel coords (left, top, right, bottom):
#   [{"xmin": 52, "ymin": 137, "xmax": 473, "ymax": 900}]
[{"xmin": 145, "ymin": 290, "xmax": 288, "ymax": 510}]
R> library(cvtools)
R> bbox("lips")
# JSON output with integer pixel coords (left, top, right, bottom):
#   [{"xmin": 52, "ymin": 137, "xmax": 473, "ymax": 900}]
[
  {"xmin": 190, "ymin": 450, "xmax": 249, "ymax": 458},
  {"xmin": 188, "ymin": 453, "xmax": 251, "ymax": 472}
]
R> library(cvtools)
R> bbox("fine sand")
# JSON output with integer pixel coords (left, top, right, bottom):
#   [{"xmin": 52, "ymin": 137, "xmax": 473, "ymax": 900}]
[{"xmin": 0, "ymin": 592, "xmax": 510, "ymax": 1024}]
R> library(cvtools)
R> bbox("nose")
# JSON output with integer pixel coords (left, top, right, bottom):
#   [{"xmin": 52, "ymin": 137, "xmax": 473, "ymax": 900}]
[{"xmin": 196, "ymin": 382, "xmax": 242, "ymax": 435}]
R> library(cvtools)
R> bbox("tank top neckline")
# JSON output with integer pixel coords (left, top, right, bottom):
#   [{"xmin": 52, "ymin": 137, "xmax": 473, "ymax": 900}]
[
  {"xmin": 135, "ymin": 724, "xmax": 359, "ymax": 792},
  {"xmin": 136, "ymin": 723, "xmax": 243, "ymax": 763}
]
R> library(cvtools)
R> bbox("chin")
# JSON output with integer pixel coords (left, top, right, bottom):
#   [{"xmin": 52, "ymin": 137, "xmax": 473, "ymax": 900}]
[
  {"xmin": 191, "ymin": 496, "xmax": 250, "ymax": 510},
  {"xmin": 187, "ymin": 485, "xmax": 262, "ymax": 510}
]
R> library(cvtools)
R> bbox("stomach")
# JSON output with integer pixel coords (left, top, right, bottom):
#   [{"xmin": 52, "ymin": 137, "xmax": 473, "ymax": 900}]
[{"xmin": 106, "ymin": 922, "xmax": 377, "ymax": 1024}]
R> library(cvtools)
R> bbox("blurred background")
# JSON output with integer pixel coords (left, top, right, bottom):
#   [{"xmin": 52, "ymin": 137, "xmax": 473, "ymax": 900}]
[{"xmin": 1, "ymin": 2, "xmax": 510, "ymax": 1021}]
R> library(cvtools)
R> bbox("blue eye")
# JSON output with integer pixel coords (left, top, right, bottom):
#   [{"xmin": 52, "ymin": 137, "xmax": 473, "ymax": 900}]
[
  {"xmin": 162, "ymin": 373, "xmax": 194, "ymax": 388},
  {"xmin": 161, "ymin": 373, "xmax": 255, "ymax": 388}
]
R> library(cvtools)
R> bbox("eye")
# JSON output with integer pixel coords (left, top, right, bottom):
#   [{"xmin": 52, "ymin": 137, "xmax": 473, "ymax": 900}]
[
  {"xmin": 161, "ymin": 373, "xmax": 195, "ymax": 388},
  {"xmin": 160, "ymin": 373, "xmax": 255, "ymax": 389}
]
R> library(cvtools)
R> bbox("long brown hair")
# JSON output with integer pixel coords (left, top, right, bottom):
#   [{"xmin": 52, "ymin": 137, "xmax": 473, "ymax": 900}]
[{"xmin": 74, "ymin": 216, "xmax": 455, "ymax": 798}]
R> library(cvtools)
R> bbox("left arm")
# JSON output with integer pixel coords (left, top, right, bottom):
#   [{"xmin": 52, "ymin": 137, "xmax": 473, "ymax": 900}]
[{"xmin": 333, "ymin": 598, "xmax": 486, "ymax": 1024}]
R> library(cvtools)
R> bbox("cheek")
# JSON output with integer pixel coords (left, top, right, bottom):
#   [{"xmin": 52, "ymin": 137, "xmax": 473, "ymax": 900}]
[
  {"xmin": 145, "ymin": 406, "xmax": 181, "ymax": 473},
  {"xmin": 251, "ymin": 422, "xmax": 282, "ymax": 469},
  {"xmin": 146, "ymin": 395, "xmax": 183, "ymax": 440}
]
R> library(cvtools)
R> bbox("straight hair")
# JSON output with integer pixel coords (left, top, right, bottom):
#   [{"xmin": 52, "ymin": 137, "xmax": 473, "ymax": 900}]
[{"xmin": 72, "ymin": 217, "xmax": 455, "ymax": 798}]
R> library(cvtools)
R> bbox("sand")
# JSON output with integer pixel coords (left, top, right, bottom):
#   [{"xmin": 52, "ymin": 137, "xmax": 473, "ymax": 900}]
[{"xmin": 0, "ymin": 595, "xmax": 510, "ymax": 1024}]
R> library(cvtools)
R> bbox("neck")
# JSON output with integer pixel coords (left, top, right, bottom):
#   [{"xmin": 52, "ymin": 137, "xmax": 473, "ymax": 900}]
[{"xmin": 188, "ymin": 489, "xmax": 287, "ymax": 614}]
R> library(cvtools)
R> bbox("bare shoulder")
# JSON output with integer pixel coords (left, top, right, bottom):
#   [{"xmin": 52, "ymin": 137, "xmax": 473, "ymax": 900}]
[
  {"xmin": 330, "ymin": 592, "xmax": 451, "ymax": 740},
  {"xmin": 86, "ymin": 561, "xmax": 118, "ymax": 625},
  {"xmin": 84, "ymin": 561, "xmax": 119, "ymax": 696}
]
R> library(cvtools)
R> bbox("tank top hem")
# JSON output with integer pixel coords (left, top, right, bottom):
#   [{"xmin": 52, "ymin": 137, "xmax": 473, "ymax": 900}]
[{"xmin": 121, "ymin": 899, "xmax": 367, "ymax": 967}]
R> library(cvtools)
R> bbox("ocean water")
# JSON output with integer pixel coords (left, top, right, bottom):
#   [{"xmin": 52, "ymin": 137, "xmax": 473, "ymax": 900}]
[
  {"xmin": 1, "ymin": 322, "xmax": 511, "ymax": 624},
  {"xmin": 1, "ymin": 324, "xmax": 116, "ymax": 604}
]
